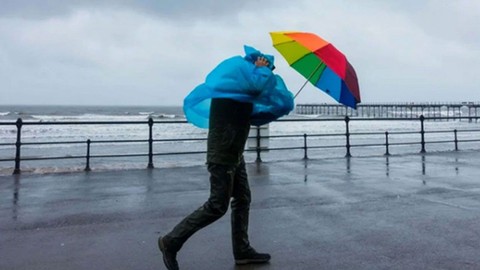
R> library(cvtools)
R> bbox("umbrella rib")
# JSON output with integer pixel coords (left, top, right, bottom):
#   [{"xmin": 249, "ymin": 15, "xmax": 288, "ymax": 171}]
[{"xmin": 294, "ymin": 62, "xmax": 323, "ymax": 99}]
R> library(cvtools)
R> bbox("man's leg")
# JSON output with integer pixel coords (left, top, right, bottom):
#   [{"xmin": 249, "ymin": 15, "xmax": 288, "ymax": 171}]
[
  {"xmin": 159, "ymin": 163, "xmax": 234, "ymax": 267},
  {"xmin": 231, "ymin": 159, "xmax": 271, "ymax": 265},
  {"xmin": 230, "ymin": 158, "xmax": 251, "ymax": 255}
]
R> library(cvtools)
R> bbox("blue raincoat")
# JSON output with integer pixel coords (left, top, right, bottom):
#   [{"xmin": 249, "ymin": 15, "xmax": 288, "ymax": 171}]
[{"xmin": 183, "ymin": 45, "xmax": 294, "ymax": 128}]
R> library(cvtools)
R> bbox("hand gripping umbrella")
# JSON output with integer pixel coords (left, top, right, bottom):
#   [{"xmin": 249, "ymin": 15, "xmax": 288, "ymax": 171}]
[{"xmin": 270, "ymin": 31, "xmax": 361, "ymax": 109}]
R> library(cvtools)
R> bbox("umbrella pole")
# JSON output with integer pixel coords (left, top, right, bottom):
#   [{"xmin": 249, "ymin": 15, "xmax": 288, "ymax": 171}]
[{"xmin": 294, "ymin": 63, "xmax": 323, "ymax": 99}]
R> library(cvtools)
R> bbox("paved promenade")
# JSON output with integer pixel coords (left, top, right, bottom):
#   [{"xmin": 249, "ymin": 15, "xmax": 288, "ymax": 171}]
[{"xmin": 1, "ymin": 151, "xmax": 480, "ymax": 270}]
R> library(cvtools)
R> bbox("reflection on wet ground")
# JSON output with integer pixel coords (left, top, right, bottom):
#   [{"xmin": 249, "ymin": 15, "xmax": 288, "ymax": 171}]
[{"xmin": 1, "ymin": 151, "xmax": 480, "ymax": 269}]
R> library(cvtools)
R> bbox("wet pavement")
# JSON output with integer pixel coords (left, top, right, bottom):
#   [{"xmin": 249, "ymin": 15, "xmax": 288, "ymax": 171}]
[{"xmin": 1, "ymin": 151, "xmax": 480, "ymax": 270}]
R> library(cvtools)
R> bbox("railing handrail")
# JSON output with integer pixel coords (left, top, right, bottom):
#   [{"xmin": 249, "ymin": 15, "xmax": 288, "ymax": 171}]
[
  {"xmin": 1, "ymin": 115, "xmax": 480, "ymax": 125},
  {"xmin": 1, "ymin": 115, "xmax": 480, "ymax": 175}
]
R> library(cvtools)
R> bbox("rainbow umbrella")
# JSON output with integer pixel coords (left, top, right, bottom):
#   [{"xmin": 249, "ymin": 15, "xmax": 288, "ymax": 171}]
[{"xmin": 270, "ymin": 31, "xmax": 361, "ymax": 109}]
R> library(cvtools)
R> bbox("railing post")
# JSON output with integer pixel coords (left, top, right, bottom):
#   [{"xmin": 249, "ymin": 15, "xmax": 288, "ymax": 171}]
[
  {"xmin": 85, "ymin": 139, "xmax": 91, "ymax": 171},
  {"xmin": 420, "ymin": 115, "xmax": 426, "ymax": 153},
  {"xmin": 384, "ymin": 131, "xmax": 390, "ymax": 156},
  {"xmin": 303, "ymin": 133, "xmax": 308, "ymax": 160},
  {"xmin": 454, "ymin": 129, "xmax": 458, "ymax": 151},
  {"xmin": 13, "ymin": 118, "xmax": 22, "ymax": 175},
  {"xmin": 255, "ymin": 126, "xmax": 262, "ymax": 163},
  {"xmin": 147, "ymin": 117, "xmax": 154, "ymax": 169},
  {"xmin": 345, "ymin": 116, "xmax": 351, "ymax": 157}
]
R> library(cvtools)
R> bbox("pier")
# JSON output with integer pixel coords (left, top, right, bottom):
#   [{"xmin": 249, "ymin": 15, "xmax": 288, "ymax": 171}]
[{"xmin": 296, "ymin": 102, "xmax": 480, "ymax": 119}]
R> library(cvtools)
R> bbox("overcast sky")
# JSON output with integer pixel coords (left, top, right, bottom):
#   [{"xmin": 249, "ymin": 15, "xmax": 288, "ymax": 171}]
[{"xmin": 1, "ymin": 0, "xmax": 479, "ymax": 106}]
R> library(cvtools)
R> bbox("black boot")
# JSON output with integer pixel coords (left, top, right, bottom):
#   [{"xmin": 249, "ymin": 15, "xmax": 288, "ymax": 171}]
[
  {"xmin": 158, "ymin": 237, "xmax": 179, "ymax": 270},
  {"xmin": 234, "ymin": 247, "xmax": 271, "ymax": 265}
]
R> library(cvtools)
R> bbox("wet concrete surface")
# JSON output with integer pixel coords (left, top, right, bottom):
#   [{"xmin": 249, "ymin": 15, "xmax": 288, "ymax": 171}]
[{"xmin": 1, "ymin": 151, "xmax": 480, "ymax": 269}]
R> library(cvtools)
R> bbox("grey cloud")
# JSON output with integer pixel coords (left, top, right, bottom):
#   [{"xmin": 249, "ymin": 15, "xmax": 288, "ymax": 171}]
[
  {"xmin": 1, "ymin": 0, "xmax": 479, "ymax": 106},
  {"xmin": 0, "ymin": 0, "xmax": 271, "ymax": 21}
]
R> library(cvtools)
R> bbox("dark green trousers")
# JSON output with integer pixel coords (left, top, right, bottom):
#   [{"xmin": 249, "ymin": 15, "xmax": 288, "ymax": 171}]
[{"xmin": 163, "ymin": 159, "xmax": 251, "ymax": 256}]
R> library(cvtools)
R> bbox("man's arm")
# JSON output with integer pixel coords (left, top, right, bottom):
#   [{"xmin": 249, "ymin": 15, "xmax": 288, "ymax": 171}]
[{"xmin": 247, "ymin": 56, "xmax": 276, "ymax": 94}]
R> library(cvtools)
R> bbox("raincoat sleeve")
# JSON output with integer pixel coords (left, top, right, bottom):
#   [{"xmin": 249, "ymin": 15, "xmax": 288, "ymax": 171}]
[
  {"xmin": 251, "ymin": 75, "xmax": 294, "ymax": 126},
  {"xmin": 242, "ymin": 62, "xmax": 277, "ymax": 96}
]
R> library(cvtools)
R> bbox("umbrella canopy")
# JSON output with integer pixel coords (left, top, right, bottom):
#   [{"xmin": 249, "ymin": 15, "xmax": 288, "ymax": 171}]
[{"xmin": 270, "ymin": 31, "xmax": 361, "ymax": 109}]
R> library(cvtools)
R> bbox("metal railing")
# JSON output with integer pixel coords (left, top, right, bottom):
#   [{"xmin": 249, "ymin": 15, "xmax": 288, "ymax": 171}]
[{"xmin": 1, "ymin": 115, "xmax": 480, "ymax": 175}]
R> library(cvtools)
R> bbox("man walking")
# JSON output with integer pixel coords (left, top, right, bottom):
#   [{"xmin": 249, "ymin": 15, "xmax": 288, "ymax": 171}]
[{"xmin": 158, "ymin": 46, "xmax": 293, "ymax": 270}]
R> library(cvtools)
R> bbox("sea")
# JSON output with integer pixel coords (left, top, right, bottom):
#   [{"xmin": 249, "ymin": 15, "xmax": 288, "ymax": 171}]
[{"xmin": 1, "ymin": 105, "xmax": 480, "ymax": 175}]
